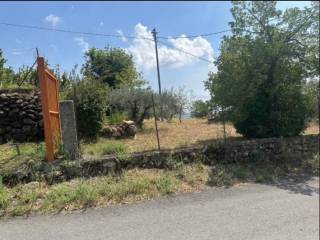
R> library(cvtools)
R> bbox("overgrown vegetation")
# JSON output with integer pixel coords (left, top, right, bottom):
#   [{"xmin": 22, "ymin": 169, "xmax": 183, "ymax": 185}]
[
  {"xmin": 0, "ymin": 164, "xmax": 208, "ymax": 217},
  {"xmin": 205, "ymin": 1, "xmax": 319, "ymax": 138},
  {"xmin": 0, "ymin": 142, "xmax": 45, "ymax": 172},
  {"xmin": 83, "ymin": 140, "xmax": 128, "ymax": 156},
  {"xmin": 1, "ymin": 152, "xmax": 318, "ymax": 218},
  {"xmin": 65, "ymin": 78, "xmax": 108, "ymax": 140}
]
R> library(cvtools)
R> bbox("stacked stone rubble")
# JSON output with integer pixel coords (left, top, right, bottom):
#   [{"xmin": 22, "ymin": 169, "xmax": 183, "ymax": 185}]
[
  {"xmin": 0, "ymin": 89, "xmax": 44, "ymax": 143},
  {"xmin": 101, "ymin": 120, "xmax": 137, "ymax": 139}
]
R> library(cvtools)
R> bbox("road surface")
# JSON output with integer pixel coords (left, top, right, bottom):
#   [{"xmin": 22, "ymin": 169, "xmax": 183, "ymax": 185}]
[{"xmin": 1, "ymin": 176, "xmax": 319, "ymax": 240}]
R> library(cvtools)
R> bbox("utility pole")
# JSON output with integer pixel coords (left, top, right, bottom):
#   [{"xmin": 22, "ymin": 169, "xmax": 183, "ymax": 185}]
[{"xmin": 152, "ymin": 28, "xmax": 163, "ymax": 120}]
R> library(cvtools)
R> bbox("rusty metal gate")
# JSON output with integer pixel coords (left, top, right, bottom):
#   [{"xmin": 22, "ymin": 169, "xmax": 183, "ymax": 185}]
[{"xmin": 37, "ymin": 57, "xmax": 61, "ymax": 161}]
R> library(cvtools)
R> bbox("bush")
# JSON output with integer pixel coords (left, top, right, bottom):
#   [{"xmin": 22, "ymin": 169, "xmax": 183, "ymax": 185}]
[
  {"xmin": 234, "ymin": 85, "xmax": 309, "ymax": 138},
  {"xmin": 65, "ymin": 78, "xmax": 108, "ymax": 140}
]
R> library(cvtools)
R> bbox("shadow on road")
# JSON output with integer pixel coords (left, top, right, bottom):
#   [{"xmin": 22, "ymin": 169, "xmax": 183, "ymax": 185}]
[{"xmin": 266, "ymin": 174, "xmax": 319, "ymax": 196}]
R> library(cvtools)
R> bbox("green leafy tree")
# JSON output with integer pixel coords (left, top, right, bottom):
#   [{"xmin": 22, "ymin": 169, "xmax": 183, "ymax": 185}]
[
  {"xmin": 107, "ymin": 86, "xmax": 153, "ymax": 128},
  {"xmin": 191, "ymin": 100, "xmax": 209, "ymax": 118},
  {"xmin": 82, "ymin": 46, "xmax": 144, "ymax": 88},
  {"xmin": 304, "ymin": 78, "xmax": 319, "ymax": 120},
  {"xmin": 205, "ymin": 1, "xmax": 319, "ymax": 138}
]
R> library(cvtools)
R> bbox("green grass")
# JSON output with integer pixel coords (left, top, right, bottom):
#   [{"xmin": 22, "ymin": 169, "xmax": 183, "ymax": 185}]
[
  {"xmin": 104, "ymin": 112, "xmax": 128, "ymax": 125},
  {"xmin": 0, "ymin": 164, "xmax": 209, "ymax": 217},
  {"xmin": 1, "ymin": 154, "xmax": 318, "ymax": 218},
  {"xmin": 0, "ymin": 187, "xmax": 9, "ymax": 210},
  {"xmin": 82, "ymin": 139, "xmax": 128, "ymax": 157},
  {"xmin": 0, "ymin": 142, "xmax": 45, "ymax": 172}
]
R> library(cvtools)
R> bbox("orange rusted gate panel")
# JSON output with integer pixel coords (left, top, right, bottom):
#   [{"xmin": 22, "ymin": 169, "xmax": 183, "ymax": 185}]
[{"xmin": 37, "ymin": 57, "xmax": 61, "ymax": 161}]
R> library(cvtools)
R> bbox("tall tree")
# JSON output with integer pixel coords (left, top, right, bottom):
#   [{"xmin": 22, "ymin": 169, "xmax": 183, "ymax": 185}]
[
  {"xmin": 82, "ymin": 46, "xmax": 144, "ymax": 88},
  {"xmin": 205, "ymin": 1, "xmax": 319, "ymax": 138}
]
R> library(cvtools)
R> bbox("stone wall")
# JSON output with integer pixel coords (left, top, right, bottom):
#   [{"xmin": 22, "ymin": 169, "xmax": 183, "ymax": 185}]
[
  {"xmin": 2, "ymin": 134, "xmax": 318, "ymax": 186},
  {"xmin": 0, "ymin": 89, "xmax": 44, "ymax": 143},
  {"xmin": 203, "ymin": 134, "xmax": 319, "ymax": 165}
]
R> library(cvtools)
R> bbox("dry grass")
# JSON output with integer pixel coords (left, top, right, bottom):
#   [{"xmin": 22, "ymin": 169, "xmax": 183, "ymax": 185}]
[
  {"xmin": 0, "ymin": 119, "xmax": 318, "ymax": 163},
  {"xmin": 82, "ymin": 118, "xmax": 319, "ymax": 157},
  {"xmin": 0, "ymin": 163, "xmax": 209, "ymax": 217},
  {"xmin": 82, "ymin": 118, "xmax": 239, "ymax": 157},
  {"xmin": 303, "ymin": 120, "xmax": 319, "ymax": 135}
]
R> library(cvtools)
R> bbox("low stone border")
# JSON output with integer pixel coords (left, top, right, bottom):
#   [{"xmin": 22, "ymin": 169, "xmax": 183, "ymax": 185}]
[{"xmin": 1, "ymin": 135, "xmax": 318, "ymax": 186}]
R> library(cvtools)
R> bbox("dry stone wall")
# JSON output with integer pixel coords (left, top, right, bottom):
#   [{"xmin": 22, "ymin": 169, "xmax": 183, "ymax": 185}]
[
  {"xmin": 0, "ymin": 89, "xmax": 44, "ymax": 143},
  {"xmin": 2, "ymin": 134, "xmax": 318, "ymax": 186}
]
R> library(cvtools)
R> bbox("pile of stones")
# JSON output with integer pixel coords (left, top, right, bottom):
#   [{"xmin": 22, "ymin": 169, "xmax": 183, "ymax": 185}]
[
  {"xmin": 101, "ymin": 120, "xmax": 137, "ymax": 139},
  {"xmin": 0, "ymin": 90, "xmax": 44, "ymax": 143}
]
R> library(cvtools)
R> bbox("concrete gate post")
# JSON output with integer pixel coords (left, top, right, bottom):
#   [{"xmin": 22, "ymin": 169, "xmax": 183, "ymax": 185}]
[{"xmin": 59, "ymin": 100, "xmax": 79, "ymax": 160}]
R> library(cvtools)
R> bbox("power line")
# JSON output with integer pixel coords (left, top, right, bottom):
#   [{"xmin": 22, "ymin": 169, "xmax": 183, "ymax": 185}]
[
  {"xmin": 157, "ymin": 39, "xmax": 214, "ymax": 63},
  {"xmin": 0, "ymin": 22, "xmax": 154, "ymax": 41},
  {"xmin": 158, "ymin": 29, "xmax": 231, "ymax": 39},
  {"xmin": 0, "ymin": 22, "xmax": 230, "ymax": 41},
  {"xmin": 0, "ymin": 22, "xmax": 216, "ymax": 63}
]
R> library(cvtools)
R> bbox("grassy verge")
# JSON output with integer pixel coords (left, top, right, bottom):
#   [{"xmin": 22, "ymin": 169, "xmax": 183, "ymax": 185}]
[
  {"xmin": 0, "ymin": 163, "xmax": 209, "ymax": 217},
  {"xmin": 0, "ymin": 142, "xmax": 45, "ymax": 172},
  {"xmin": 1, "ymin": 154, "xmax": 318, "ymax": 218}
]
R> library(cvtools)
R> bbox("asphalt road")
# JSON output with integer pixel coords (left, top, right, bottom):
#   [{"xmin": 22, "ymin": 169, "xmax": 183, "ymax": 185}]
[{"xmin": 1, "ymin": 176, "xmax": 319, "ymax": 240}]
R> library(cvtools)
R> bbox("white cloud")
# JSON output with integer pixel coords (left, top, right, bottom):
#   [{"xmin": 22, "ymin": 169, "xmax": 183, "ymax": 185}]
[
  {"xmin": 100, "ymin": 21, "xmax": 104, "ymax": 27},
  {"xmin": 45, "ymin": 14, "xmax": 61, "ymax": 27},
  {"xmin": 116, "ymin": 29, "xmax": 127, "ymax": 42},
  {"xmin": 74, "ymin": 37, "xmax": 89, "ymax": 53},
  {"xmin": 128, "ymin": 23, "xmax": 214, "ymax": 70}
]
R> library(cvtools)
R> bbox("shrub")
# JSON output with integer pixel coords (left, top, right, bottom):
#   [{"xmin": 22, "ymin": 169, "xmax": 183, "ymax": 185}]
[{"xmin": 65, "ymin": 78, "xmax": 108, "ymax": 140}]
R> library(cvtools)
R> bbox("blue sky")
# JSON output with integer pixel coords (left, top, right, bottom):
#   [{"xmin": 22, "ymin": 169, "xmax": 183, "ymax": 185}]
[{"xmin": 0, "ymin": 1, "xmax": 311, "ymax": 99}]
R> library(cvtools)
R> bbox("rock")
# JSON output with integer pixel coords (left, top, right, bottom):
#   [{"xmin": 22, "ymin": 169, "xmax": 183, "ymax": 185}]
[
  {"xmin": 0, "ymin": 90, "xmax": 43, "ymax": 143},
  {"xmin": 127, "ymin": 124, "xmax": 137, "ymax": 137},
  {"xmin": 0, "ymin": 93, "xmax": 8, "ymax": 100},
  {"xmin": 0, "ymin": 127, "xmax": 5, "ymax": 134},
  {"xmin": 8, "ymin": 108, "xmax": 19, "ymax": 117},
  {"xmin": 12, "ymin": 122, "xmax": 21, "ymax": 128},
  {"xmin": 12, "ymin": 134, "xmax": 26, "ymax": 142},
  {"xmin": 22, "ymin": 125, "xmax": 32, "ymax": 134},
  {"xmin": 123, "ymin": 120, "xmax": 135, "ymax": 126},
  {"xmin": 27, "ymin": 114, "xmax": 36, "ymax": 120},
  {"xmin": 18, "ymin": 111, "xmax": 27, "ymax": 117},
  {"xmin": 101, "ymin": 120, "xmax": 137, "ymax": 139},
  {"xmin": 23, "ymin": 118, "xmax": 35, "ymax": 125}
]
